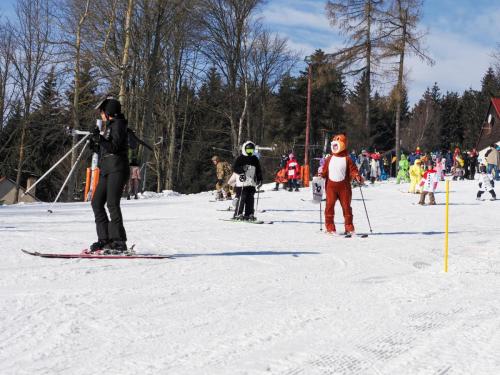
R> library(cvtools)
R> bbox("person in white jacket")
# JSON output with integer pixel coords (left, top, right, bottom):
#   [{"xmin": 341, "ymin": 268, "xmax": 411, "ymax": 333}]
[
  {"xmin": 418, "ymin": 162, "xmax": 438, "ymax": 205},
  {"xmin": 369, "ymin": 156, "xmax": 381, "ymax": 184},
  {"xmin": 476, "ymin": 164, "xmax": 496, "ymax": 201}
]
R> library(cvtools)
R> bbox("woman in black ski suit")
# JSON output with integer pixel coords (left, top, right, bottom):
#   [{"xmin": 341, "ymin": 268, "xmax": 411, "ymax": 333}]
[{"xmin": 89, "ymin": 98, "xmax": 129, "ymax": 253}]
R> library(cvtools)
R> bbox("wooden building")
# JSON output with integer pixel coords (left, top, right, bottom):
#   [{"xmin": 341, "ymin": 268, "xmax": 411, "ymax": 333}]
[
  {"xmin": 476, "ymin": 97, "xmax": 500, "ymax": 151},
  {"xmin": 0, "ymin": 177, "xmax": 39, "ymax": 205}
]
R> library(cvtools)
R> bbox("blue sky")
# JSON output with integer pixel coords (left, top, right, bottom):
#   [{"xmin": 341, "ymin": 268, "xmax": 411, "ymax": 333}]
[
  {"xmin": 260, "ymin": 0, "xmax": 500, "ymax": 104},
  {"xmin": 1, "ymin": 0, "xmax": 498, "ymax": 105}
]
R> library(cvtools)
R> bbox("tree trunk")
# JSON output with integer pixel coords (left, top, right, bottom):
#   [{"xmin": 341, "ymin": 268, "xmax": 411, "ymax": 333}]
[
  {"xmin": 395, "ymin": 10, "xmax": 407, "ymax": 171},
  {"xmin": 364, "ymin": 0, "xmax": 372, "ymax": 137},
  {"xmin": 14, "ymin": 116, "xmax": 28, "ymax": 203},
  {"xmin": 68, "ymin": 0, "xmax": 90, "ymax": 202},
  {"xmin": 118, "ymin": 0, "xmax": 134, "ymax": 108}
]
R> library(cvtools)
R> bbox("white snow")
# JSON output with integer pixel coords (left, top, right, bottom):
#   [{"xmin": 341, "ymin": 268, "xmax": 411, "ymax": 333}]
[{"xmin": 1, "ymin": 180, "xmax": 500, "ymax": 374}]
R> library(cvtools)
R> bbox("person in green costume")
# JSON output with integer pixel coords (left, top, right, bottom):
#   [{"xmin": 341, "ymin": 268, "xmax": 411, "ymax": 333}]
[{"xmin": 396, "ymin": 153, "xmax": 411, "ymax": 183}]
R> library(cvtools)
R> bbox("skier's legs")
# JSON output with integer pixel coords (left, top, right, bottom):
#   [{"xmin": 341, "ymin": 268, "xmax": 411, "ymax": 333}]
[
  {"xmin": 489, "ymin": 189, "xmax": 496, "ymax": 199},
  {"xmin": 232, "ymin": 187, "xmax": 242, "ymax": 216},
  {"xmin": 428, "ymin": 192, "xmax": 436, "ymax": 205},
  {"xmin": 91, "ymin": 173, "xmax": 110, "ymax": 240},
  {"xmin": 325, "ymin": 184, "xmax": 339, "ymax": 232},
  {"xmin": 236, "ymin": 187, "xmax": 248, "ymax": 216},
  {"xmin": 477, "ymin": 190, "xmax": 484, "ymax": 199},
  {"xmin": 244, "ymin": 186, "xmax": 256, "ymax": 216},
  {"xmin": 338, "ymin": 187, "xmax": 354, "ymax": 232},
  {"xmin": 418, "ymin": 191, "xmax": 427, "ymax": 205},
  {"xmin": 106, "ymin": 171, "xmax": 128, "ymax": 242},
  {"xmin": 409, "ymin": 177, "xmax": 416, "ymax": 193},
  {"xmin": 131, "ymin": 179, "xmax": 139, "ymax": 196}
]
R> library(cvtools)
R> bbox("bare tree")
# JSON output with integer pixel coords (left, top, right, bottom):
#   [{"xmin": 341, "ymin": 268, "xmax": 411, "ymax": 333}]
[
  {"xmin": 10, "ymin": 0, "xmax": 52, "ymax": 202},
  {"xmin": 381, "ymin": 0, "xmax": 433, "ymax": 163},
  {"xmin": 325, "ymin": 0, "xmax": 385, "ymax": 136},
  {"xmin": 201, "ymin": 0, "xmax": 262, "ymax": 155},
  {"xmin": 55, "ymin": 0, "xmax": 92, "ymax": 200},
  {"xmin": 249, "ymin": 30, "xmax": 297, "ymax": 142},
  {"xmin": 0, "ymin": 25, "xmax": 15, "ymax": 131}
]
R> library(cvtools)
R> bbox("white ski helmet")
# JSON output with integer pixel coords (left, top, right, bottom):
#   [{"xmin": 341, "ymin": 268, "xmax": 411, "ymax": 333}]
[{"xmin": 241, "ymin": 140, "xmax": 256, "ymax": 156}]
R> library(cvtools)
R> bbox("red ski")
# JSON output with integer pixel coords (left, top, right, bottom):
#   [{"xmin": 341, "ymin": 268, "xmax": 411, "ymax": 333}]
[{"xmin": 21, "ymin": 249, "xmax": 173, "ymax": 259}]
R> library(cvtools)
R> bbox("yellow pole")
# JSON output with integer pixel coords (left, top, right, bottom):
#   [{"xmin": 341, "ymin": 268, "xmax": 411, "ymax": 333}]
[{"xmin": 444, "ymin": 180, "xmax": 449, "ymax": 272}]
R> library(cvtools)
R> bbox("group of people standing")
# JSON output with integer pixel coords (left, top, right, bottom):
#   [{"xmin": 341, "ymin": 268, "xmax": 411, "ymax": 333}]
[{"xmin": 273, "ymin": 153, "xmax": 302, "ymax": 192}]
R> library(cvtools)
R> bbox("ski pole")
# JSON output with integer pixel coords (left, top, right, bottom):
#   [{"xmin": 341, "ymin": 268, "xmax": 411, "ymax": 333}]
[
  {"xmin": 359, "ymin": 185, "xmax": 373, "ymax": 233},
  {"xmin": 48, "ymin": 139, "xmax": 90, "ymax": 213},
  {"xmin": 234, "ymin": 187, "xmax": 243, "ymax": 218},
  {"xmin": 23, "ymin": 133, "xmax": 90, "ymax": 197},
  {"xmin": 255, "ymin": 185, "xmax": 261, "ymax": 212},
  {"xmin": 319, "ymin": 199, "xmax": 323, "ymax": 231}
]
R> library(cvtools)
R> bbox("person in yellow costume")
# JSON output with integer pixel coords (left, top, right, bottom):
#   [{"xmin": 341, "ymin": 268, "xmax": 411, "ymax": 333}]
[{"xmin": 409, "ymin": 159, "xmax": 424, "ymax": 193}]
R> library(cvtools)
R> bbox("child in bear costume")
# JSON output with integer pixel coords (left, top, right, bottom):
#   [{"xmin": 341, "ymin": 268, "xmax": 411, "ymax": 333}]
[{"xmin": 321, "ymin": 134, "xmax": 363, "ymax": 234}]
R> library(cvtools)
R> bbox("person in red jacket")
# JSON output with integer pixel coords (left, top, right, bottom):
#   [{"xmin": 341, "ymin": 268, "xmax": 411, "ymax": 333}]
[
  {"xmin": 321, "ymin": 134, "xmax": 363, "ymax": 235},
  {"xmin": 286, "ymin": 153, "xmax": 301, "ymax": 191}
]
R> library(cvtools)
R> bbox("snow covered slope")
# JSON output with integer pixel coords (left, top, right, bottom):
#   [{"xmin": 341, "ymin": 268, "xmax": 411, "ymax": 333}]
[{"xmin": 1, "ymin": 180, "xmax": 500, "ymax": 374}]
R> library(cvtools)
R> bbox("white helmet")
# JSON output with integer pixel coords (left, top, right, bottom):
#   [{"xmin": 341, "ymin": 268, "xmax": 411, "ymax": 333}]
[{"xmin": 241, "ymin": 140, "xmax": 256, "ymax": 156}]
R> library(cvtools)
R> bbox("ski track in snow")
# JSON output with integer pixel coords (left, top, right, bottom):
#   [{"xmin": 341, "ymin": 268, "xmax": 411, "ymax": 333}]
[{"xmin": 1, "ymin": 180, "xmax": 500, "ymax": 374}]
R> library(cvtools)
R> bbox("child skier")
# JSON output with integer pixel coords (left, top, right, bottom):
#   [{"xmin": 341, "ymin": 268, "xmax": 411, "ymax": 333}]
[
  {"xmin": 418, "ymin": 161, "xmax": 438, "ymax": 205},
  {"xmin": 476, "ymin": 164, "xmax": 496, "ymax": 201},
  {"xmin": 286, "ymin": 153, "xmax": 301, "ymax": 191},
  {"xmin": 369, "ymin": 154, "xmax": 381, "ymax": 184},
  {"xmin": 232, "ymin": 141, "xmax": 263, "ymax": 220},
  {"xmin": 396, "ymin": 154, "xmax": 410, "ymax": 183},
  {"xmin": 212, "ymin": 155, "xmax": 233, "ymax": 200},
  {"xmin": 273, "ymin": 154, "xmax": 289, "ymax": 191},
  {"xmin": 408, "ymin": 159, "xmax": 423, "ymax": 193}
]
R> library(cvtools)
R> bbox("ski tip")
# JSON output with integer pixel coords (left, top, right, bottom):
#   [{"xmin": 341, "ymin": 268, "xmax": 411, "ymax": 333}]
[{"xmin": 21, "ymin": 249, "xmax": 39, "ymax": 256}]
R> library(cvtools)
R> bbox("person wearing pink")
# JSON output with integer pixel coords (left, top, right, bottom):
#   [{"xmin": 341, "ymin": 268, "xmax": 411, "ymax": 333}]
[
  {"xmin": 127, "ymin": 159, "xmax": 141, "ymax": 200},
  {"xmin": 286, "ymin": 153, "xmax": 301, "ymax": 192},
  {"xmin": 435, "ymin": 157, "xmax": 445, "ymax": 181}
]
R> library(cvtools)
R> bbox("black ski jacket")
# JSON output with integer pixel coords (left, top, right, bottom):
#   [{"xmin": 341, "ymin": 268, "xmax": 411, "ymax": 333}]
[
  {"xmin": 98, "ymin": 115, "xmax": 129, "ymax": 175},
  {"xmin": 232, "ymin": 155, "xmax": 263, "ymax": 184}
]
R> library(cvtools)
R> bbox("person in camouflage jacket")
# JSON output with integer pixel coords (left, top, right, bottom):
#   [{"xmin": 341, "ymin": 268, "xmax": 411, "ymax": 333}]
[{"xmin": 212, "ymin": 155, "xmax": 233, "ymax": 200}]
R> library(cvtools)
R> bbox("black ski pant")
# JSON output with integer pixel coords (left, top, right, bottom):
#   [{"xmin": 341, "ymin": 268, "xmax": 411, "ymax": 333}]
[
  {"xmin": 234, "ymin": 186, "xmax": 256, "ymax": 216},
  {"xmin": 477, "ymin": 189, "xmax": 496, "ymax": 199},
  {"xmin": 92, "ymin": 170, "xmax": 128, "ymax": 242}
]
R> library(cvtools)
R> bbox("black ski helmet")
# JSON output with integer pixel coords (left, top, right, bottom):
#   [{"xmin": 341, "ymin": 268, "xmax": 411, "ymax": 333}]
[{"xmin": 95, "ymin": 97, "xmax": 122, "ymax": 117}]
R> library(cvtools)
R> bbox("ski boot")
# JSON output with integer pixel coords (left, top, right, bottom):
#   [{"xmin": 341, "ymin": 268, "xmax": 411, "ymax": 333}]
[
  {"xmin": 103, "ymin": 241, "xmax": 132, "ymax": 255},
  {"xmin": 245, "ymin": 214, "xmax": 257, "ymax": 222},
  {"xmin": 86, "ymin": 239, "xmax": 111, "ymax": 254}
]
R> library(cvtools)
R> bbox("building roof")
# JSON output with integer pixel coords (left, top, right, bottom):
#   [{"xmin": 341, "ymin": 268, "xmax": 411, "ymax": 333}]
[
  {"xmin": 492, "ymin": 98, "xmax": 500, "ymax": 118},
  {"xmin": 0, "ymin": 176, "xmax": 39, "ymax": 201}
]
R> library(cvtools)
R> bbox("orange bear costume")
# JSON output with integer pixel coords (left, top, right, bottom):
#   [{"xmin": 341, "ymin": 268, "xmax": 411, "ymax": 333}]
[{"xmin": 321, "ymin": 134, "xmax": 362, "ymax": 234}]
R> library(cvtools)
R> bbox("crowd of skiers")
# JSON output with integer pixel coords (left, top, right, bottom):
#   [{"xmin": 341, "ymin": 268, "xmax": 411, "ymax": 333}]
[{"xmin": 85, "ymin": 96, "xmax": 499, "ymax": 253}]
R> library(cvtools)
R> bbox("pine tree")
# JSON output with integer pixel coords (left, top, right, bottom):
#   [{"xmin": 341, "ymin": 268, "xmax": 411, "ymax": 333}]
[
  {"xmin": 25, "ymin": 67, "xmax": 70, "ymax": 201},
  {"xmin": 439, "ymin": 91, "xmax": 463, "ymax": 150},
  {"xmin": 460, "ymin": 89, "xmax": 482, "ymax": 149}
]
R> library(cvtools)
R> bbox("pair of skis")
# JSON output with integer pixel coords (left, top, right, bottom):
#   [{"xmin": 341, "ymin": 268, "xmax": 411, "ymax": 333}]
[
  {"xmin": 324, "ymin": 232, "xmax": 368, "ymax": 238},
  {"xmin": 21, "ymin": 249, "xmax": 173, "ymax": 260},
  {"xmin": 219, "ymin": 218, "xmax": 274, "ymax": 225}
]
